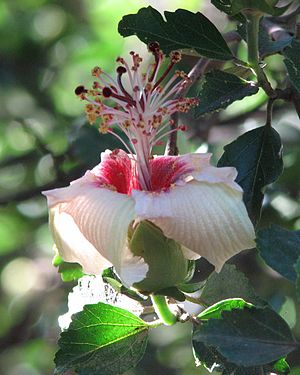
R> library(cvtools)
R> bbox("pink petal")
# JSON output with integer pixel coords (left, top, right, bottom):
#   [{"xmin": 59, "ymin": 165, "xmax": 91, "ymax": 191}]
[{"xmin": 92, "ymin": 149, "xmax": 139, "ymax": 194}]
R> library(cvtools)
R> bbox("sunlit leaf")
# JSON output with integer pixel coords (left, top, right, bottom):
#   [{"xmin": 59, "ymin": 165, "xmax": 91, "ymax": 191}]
[
  {"xmin": 55, "ymin": 303, "xmax": 149, "ymax": 375},
  {"xmin": 198, "ymin": 298, "xmax": 252, "ymax": 320}
]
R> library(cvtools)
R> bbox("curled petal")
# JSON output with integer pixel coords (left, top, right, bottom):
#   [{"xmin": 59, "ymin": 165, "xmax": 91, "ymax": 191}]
[
  {"xmin": 50, "ymin": 208, "xmax": 110, "ymax": 274},
  {"xmin": 150, "ymin": 153, "xmax": 242, "ymax": 192},
  {"xmin": 133, "ymin": 181, "xmax": 255, "ymax": 271},
  {"xmin": 43, "ymin": 179, "xmax": 147, "ymax": 283}
]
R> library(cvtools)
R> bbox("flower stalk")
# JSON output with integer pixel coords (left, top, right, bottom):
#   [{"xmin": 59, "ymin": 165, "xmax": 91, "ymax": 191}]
[
  {"xmin": 151, "ymin": 294, "xmax": 177, "ymax": 326},
  {"xmin": 245, "ymin": 11, "xmax": 275, "ymax": 97}
]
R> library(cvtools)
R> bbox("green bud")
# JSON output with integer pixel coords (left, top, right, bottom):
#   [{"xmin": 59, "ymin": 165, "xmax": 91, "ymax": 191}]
[{"xmin": 129, "ymin": 220, "xmax": 189, "ymax": 292}]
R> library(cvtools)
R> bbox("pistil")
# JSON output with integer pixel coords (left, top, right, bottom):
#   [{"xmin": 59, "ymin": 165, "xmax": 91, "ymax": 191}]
[{"xmin": 75, "ymin": 42, "xmax": 198, "ymax": 192}]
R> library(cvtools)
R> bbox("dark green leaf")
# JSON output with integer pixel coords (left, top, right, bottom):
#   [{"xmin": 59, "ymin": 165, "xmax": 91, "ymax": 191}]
[
  {"xmin": 283, "ymin": 40, "xmax": 300, "ymax": 93},
  {"xmin": 55, "ymin": 303, "xmax": 149, "ymax": 375},
  {"xmin": 193, "ymin": 306, "xmax": 298, "ymax": 366},
  {"xmin": 52, "ymin": 254, "xmax": 84, "ymax": 282},
  {"xmin": 211, "ymin": 0, "xmax": 246, "ymax": 22},
  {"xmin": 194, "ymin": 70, "xmax": 258, "ymax": 117},
  {"xmin": 118, "ymin": 7, "xmax": 233, "ymax": 60},
  {"xmin": 193, "ymin": 339, "xmax": 266, "ymax": 374},
  {"xmin": 256, "ymin": 225, "xmax": 300, "ymax": 283},
  {"xmin": 200, "ymin": 264, "xmax": 264, "ymax": 306},
  {"xmin": 193, "ymin": 338, "xmax": 288, "ymax": 374},
  {"xmin": 294, "ymin": 257, "xmax": 300, "ymax": 301},
  {"xmin": 218, "ymin": 125, "xmax": 283, "ymax": 224},
  {"xmin": 198, "ymin": 298, "xmax": 253, "ymax": 321},
  {"xmin": 193, "ymin": 340, "xmax": 228, "ymax": 372}
]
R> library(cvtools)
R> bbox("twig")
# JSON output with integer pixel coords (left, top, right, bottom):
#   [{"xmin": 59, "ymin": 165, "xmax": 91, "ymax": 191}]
[{"xmin": 266, "ymin": 98, "xmax": 275, "ymax": 126}]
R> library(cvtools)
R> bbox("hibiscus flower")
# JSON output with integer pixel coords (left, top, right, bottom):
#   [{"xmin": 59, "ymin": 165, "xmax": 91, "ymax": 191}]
[{"xmin": 43, "ymin": 42, "xmax": 255, "ymax": 289}]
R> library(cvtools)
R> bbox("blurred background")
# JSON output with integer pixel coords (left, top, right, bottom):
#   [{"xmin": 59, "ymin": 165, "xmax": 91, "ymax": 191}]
[{"xmin": 0, "ymin": 0, "xmax": 300, "ymax": 374}]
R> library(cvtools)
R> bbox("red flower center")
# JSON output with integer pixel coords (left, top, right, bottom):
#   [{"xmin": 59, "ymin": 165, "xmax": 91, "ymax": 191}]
[{"xmin": 93, "ymin": 150, "xmax": 193, "ymax": 194}]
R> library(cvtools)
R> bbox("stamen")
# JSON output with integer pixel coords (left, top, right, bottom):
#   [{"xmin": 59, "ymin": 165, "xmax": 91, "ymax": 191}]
[
  {"xmin": 77, "ymin": 45, "xmax": 199, "ymax": 192},
  {"xmin": 102, "ymin": 86, "xmax": 136, "ymax": 106},
  {"xmin": 116, "ymin": 66, "xmax": 134, "ymax": 101},
  {"xmin": 75, "ymin": 85, "xmax": 88, "ymax": 96},
  {"xmin": 148, "ymin": 42, "xmax": 161, "ymax": 83}
]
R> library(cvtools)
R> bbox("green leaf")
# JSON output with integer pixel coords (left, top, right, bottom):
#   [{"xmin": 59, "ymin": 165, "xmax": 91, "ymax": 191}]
[
  {"xmin": 193, "ymin": 339, "xmax": 289, "ymax": 374},
  {"xmin": 198, "ymin": 298, "xmax": 253, "ymax": 320},
  {"xmin": 52, "ymin": 254, "xmax": 84, "ymax": 282},
  {"xmin": 273, "ymin": 358, "xmax": 290, "ymax": 375},
  {"xmin": 256, "ymin": 225, "xmax": 300, "ymax": 283},
  {"xmin": 211, "ymin": 0, "xmax": 246, "ymax": 22},
  {"xmin": 200, "ymin": 264, "xmax": 264, "ymax": 306},
  {"xmin": 193, "ymin": 306, "xmax": 298, "ymax": 366},
  {"xmin": 283, "ymin": 40, "xmax": 300, "ymax": 93},
  {"xmin": 118, "ymin": 7, "xmax": 233, "ymax": 60},
  {"xmin": 294, "ymin": 257, "xmax": 300, "ymax": 301},
  {"xmin": 55, "ymin": 303, "xmax": 149, "ymax": 375},
  {"xmin": 194, "ymin": 70, "xmax": 258, "ymax": 117},
  {"xmin": 218, "ymin": 125, "xmax": 283, "ymax": 224}
]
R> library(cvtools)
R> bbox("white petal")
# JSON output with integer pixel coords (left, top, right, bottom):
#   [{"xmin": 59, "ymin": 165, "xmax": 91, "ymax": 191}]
[
  {"xmin": 44, "ymin": 181, "xmax": 147, "ymax": 282},
  {"xmin": 193, "ymin": 165, "xmax": 242, "ymax": 192},
  {"xmin": 181, "ymin": 246, "xmax": 201, "ymax": 260},
  {"xmin": 133, "ymin": 181, "xmax": 255, "ymax": 271},
  {"xmin": 50, "ymin": 208, "xmax": 110, "ymax": 274},
  {"xmin": 119, "ymin": 249, "xmax": 149, "ymax": 286}
]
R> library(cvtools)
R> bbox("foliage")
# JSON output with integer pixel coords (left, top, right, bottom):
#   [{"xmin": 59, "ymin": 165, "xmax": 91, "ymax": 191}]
[
  {"xmin": 218, "ymin": 125, "xmax": 283, "ymax": 224},
  {"xmin": 1, "ymin": 1, "xmax": 300, "ymax": 375},
  {"xmin": 55, "ymin": 303, "xmax": 149, "ymax": 375}
]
